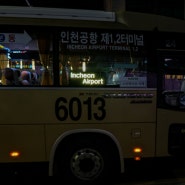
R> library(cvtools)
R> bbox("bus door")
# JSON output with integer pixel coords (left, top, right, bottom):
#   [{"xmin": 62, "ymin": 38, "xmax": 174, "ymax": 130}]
[{"xmin": 156, "ymin": 51, "xmax": 185, "ymax": 157}]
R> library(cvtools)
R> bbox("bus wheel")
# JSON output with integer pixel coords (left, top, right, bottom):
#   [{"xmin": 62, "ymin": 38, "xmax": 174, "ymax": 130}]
[
  {"xmin": 70, "ymin": 148, "xmax": 103, "ymax": 182},
  {"xmin": 54, "ymin": 138, "xmax": 117, "ymax": 184}
]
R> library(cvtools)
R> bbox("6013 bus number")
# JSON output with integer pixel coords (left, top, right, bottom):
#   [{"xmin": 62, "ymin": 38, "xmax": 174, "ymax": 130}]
[{"xmin": 55, "ymin": 97, "xmax": 106, "ymax": 121}]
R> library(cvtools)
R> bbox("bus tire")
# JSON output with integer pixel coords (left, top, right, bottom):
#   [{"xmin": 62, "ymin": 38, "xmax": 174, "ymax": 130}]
[{"xmin": 53, "ymin": 135, "xmax": 119, "ymax": 185}]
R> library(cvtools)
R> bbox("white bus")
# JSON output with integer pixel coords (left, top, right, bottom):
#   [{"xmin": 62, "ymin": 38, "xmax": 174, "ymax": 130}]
[{"xmin": 0, "ymin": 6, "xmax": 185, "ymax": 184}]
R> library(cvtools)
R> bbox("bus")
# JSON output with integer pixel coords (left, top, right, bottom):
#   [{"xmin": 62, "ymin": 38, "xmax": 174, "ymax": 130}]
[{"xmin": 0, "ymin": 5, "xmax": 185, "ymax": 184}]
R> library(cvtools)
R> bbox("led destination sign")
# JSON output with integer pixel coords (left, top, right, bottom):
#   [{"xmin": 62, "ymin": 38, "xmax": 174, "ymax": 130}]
[
  {"xmin": 70, "ymin": 72, "xmax": 104, "ymax": 85},
  {"xmin": 60, "ymin": 29, "xmax": 144, "ymax": 52}
]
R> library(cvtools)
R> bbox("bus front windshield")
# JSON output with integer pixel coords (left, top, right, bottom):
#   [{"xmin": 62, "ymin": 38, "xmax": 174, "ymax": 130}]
[{"xmin": 162, "ymin": 55, "xmax": 185, "ymax": 92}]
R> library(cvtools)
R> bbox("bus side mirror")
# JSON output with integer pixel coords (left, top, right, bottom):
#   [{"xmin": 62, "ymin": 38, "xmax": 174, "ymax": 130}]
[
  {"xmin": 179, "ymin": 93, "xmax": 185, "ymax": 106},
  {"xmin": 163, "ymin": 91, "xmax": 185, "ymax": 109},
  {"xmin": 163, "ymin": 91, "xmax": 179, "ymax": 107}
]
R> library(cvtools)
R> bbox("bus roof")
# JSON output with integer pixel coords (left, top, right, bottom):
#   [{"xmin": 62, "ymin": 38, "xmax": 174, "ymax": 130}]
[{"xmin": 0, "ymin": 6, "xmax": 184, "ymax": 33}]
